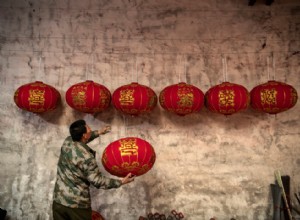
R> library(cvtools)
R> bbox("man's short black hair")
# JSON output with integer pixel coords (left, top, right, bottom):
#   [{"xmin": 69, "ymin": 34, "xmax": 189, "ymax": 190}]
[{"xmin": 70, "ymin": 119, "xmax": 87, "ymax": 141}]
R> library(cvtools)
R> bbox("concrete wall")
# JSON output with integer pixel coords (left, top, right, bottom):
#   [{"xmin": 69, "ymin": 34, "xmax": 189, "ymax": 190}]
[{"xmin": 0, "ymin": 0, "xmax": 300, "ymax": 219}]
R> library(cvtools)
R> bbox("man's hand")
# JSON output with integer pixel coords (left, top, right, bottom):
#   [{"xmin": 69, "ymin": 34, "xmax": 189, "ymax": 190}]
[
  {"xmin": 121, "ymin": 173, "xmax": 135, "ymax": 185},
  {"xmin": 98, "ymin": 126, "xmax": 111, "ymax": 135}
]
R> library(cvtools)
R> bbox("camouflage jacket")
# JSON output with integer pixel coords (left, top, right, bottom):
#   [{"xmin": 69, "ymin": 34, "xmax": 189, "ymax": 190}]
[{"xmin": 53, "ymin": 131, "xmax": 122, "ymax": 208}]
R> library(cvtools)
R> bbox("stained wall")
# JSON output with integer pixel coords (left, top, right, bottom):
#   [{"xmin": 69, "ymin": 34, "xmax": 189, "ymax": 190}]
[{"xmin": 0, "ymin": 0, "xmax": 300, "ymax": 219}]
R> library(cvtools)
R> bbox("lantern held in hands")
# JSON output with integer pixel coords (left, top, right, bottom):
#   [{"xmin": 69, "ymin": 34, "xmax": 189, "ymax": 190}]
[{"xmin": 102, "ymin": 137, "xmax": 156, "ymax": 177}]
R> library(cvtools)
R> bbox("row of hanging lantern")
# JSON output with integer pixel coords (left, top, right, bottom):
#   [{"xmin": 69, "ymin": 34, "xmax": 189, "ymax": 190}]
[
  {"xmin": 12, "ymin": 80, "xmax": 297, "ymax": 178},
  {"xmin": 13, "ymin": 80, "xmax": 298, "ymax": 116}
]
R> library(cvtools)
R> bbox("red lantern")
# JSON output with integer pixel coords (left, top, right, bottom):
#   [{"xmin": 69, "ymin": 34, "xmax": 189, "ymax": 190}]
[
  {"xmin": 14, "ymin": 81, "xmax": 60, "ymax": 113},
  {"xmin": 205, "ymin": 82, "xmax": 250, "ymax": 115},
  {"xmin": 92, "ymin": 211, "xmax": 105, "ymax": 220},
  {"xmin": 112, "ymin": 82, "xmax": 157, "ymax": 116},
  {"xmin": 66, "ymin": 80, "xmax": 111, "ymax": 113},
  {"xmin": 102, "ymin": 137, "xmax": 156, "ymax": 177},
  {"xmin": 250, "ymin": 80, "xmax": 298, "ymax": 114},
  {"xmin": 159, "ymin": 82, "xmax": 204, "ymax": 116}
]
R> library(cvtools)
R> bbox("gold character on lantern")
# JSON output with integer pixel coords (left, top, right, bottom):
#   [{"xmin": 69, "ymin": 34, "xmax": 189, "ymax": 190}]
[
  {"xmin": 28, "ymin": 89, "xmax": 45, "ymax": 105},
  {"xmin": 260, "ymin": 89, "xmax": 277, "ymax": 105},
  {"xmin": 219, "ymin": 90, "xmax": 235, "ymax": 107},
  {"xmin": 119, "ymin": 139, "xmax": 138, "ymax": 156},
  {"xmin": 72, "ymin": 86, "xmax": 87, "ymax": 106},
  {"xmin": 177, "ymin": 88, "xmax": 194, "ymax": 108},
  {"xmin": 119, "ymin": 89, "xmax": 134, "ymax": 106}
]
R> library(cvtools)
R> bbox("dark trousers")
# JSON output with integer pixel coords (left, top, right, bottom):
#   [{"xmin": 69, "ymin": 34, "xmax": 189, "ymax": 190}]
[{"xmin": 52, "ymin": 201, "xmax": 92, "ymax": 220}]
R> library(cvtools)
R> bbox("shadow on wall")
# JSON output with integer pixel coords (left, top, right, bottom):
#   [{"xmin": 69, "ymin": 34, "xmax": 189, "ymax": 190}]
[
  {"xmin": 34, "ymin": 101, "xmax": 277, "ymax": 128},
  {"xmin": 37, "ymin": 99, "xmax": 65, "ymax": 125},
  {"xmin": 159, "ymin": 104, "xmax": 273, "ymax": 130}
]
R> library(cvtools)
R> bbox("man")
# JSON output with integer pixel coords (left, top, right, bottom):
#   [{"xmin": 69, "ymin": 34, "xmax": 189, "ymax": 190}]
[{"xmin": 53, "ymin": 119, "xmax": 134, "ymax": 220}]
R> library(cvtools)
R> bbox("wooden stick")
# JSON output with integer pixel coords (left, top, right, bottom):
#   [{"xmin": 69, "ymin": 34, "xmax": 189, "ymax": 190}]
[
  {"xmin": 274, "ymin": 170, "xmax": 293, "ymax": 220},
  {"xmin": 295, "ymin": 193, "xmax": 300, "ymax": 205}
]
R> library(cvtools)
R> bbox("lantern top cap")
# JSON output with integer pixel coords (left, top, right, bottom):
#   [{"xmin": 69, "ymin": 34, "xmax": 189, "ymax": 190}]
[{"xmin": 221, "ymin": 81, "xmax": 231, "ymax": 84}]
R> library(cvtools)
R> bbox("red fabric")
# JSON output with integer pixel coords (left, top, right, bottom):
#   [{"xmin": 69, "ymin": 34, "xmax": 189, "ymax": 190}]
[
  {"xmin": 159, "ymin": 82, "xmax": 204, "ymax": 116},
  {"xmin": 112, "ymin": 82, "xmax": 157, "ymax": 116},
  {"xmin": 66, "ymin": 80, "xmax": 111, "ymax": 113},
  {"xmin": 102, "ymin": 137, "xmax": 156, "ymax": 177},
  {"xmin": 205, "ymin": 82, "xmax": 249, "ymax": 115},
  {"xmin": 14, "ymin": 81, "xmax": 60, "ymax": 113},
  {"xmin": 250, "ymin": 80, "xmax": 298, "ymax": 114}
]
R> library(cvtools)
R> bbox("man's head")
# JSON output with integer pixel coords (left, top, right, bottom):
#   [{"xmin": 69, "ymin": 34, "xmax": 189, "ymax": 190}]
[{"xmin": 69, "ymin": 119, "xmax": 91, "ymax": 142}]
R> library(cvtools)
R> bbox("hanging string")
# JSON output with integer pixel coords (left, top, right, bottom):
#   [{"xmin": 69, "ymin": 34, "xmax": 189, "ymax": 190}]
[
  {"xmin": 32, "ymin": 6, "xmax": 41, "ymax": 83},
  {"xmin": 222, "ymin": 57, "xmax": 228, "ymax": 82},
  {"xmin": 117, "ymin": 62, "xmax": 119, "ymax": 88},
  {"xmin": 131, "ymin": 56, "xmax": 134, "ymax": 83},
  {"xmin": 69, "ymin": 56, "xmax": 74, "ymax": 87},
  {"xmin": 92, "ymin": 54, "xmax": 94, "ymax": 81},
  {"xmin": 85, "ymin": 61, "xmax": 89, "ymax": 80},
  {"xmin": 110, "ymin": 61, "xmax": 113, "ymax": 91},
  {"xmin": 38, "ymin": 56, "xmax": 42, "ymax": 81},
  {"xmin": 267, "ymin": 56, "xmax": 270, "ymax": 81},
  {"xmin": 224, "ymin": 57, "xmax": 228, "ymax": 82},
  {"xmin": 222, "ymin": 57, "xmax": 224, "ymax": 82},
  {"xmin": 272, "ymin": 53, "xmax": 276, "ymax": 80},
  {"xmin": 184, "ymin": 54, "xmax": 187, "ymax": 83},
  {"xmin": 178, "ymin": 55, "xmax": 181, "ymax": 82},
  {"xmin": 136, "ymin": 55, "xmax": 139, "ymax": 83},
  {"xmin": 60, "ymin": 64, "xmax": 64, "ymax": 91}
]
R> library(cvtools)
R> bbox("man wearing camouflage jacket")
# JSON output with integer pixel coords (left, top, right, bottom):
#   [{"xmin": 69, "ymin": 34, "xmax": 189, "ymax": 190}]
[{"xmin": 52, "ymin": 119, "xmax": 134, "ymax": 220}]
